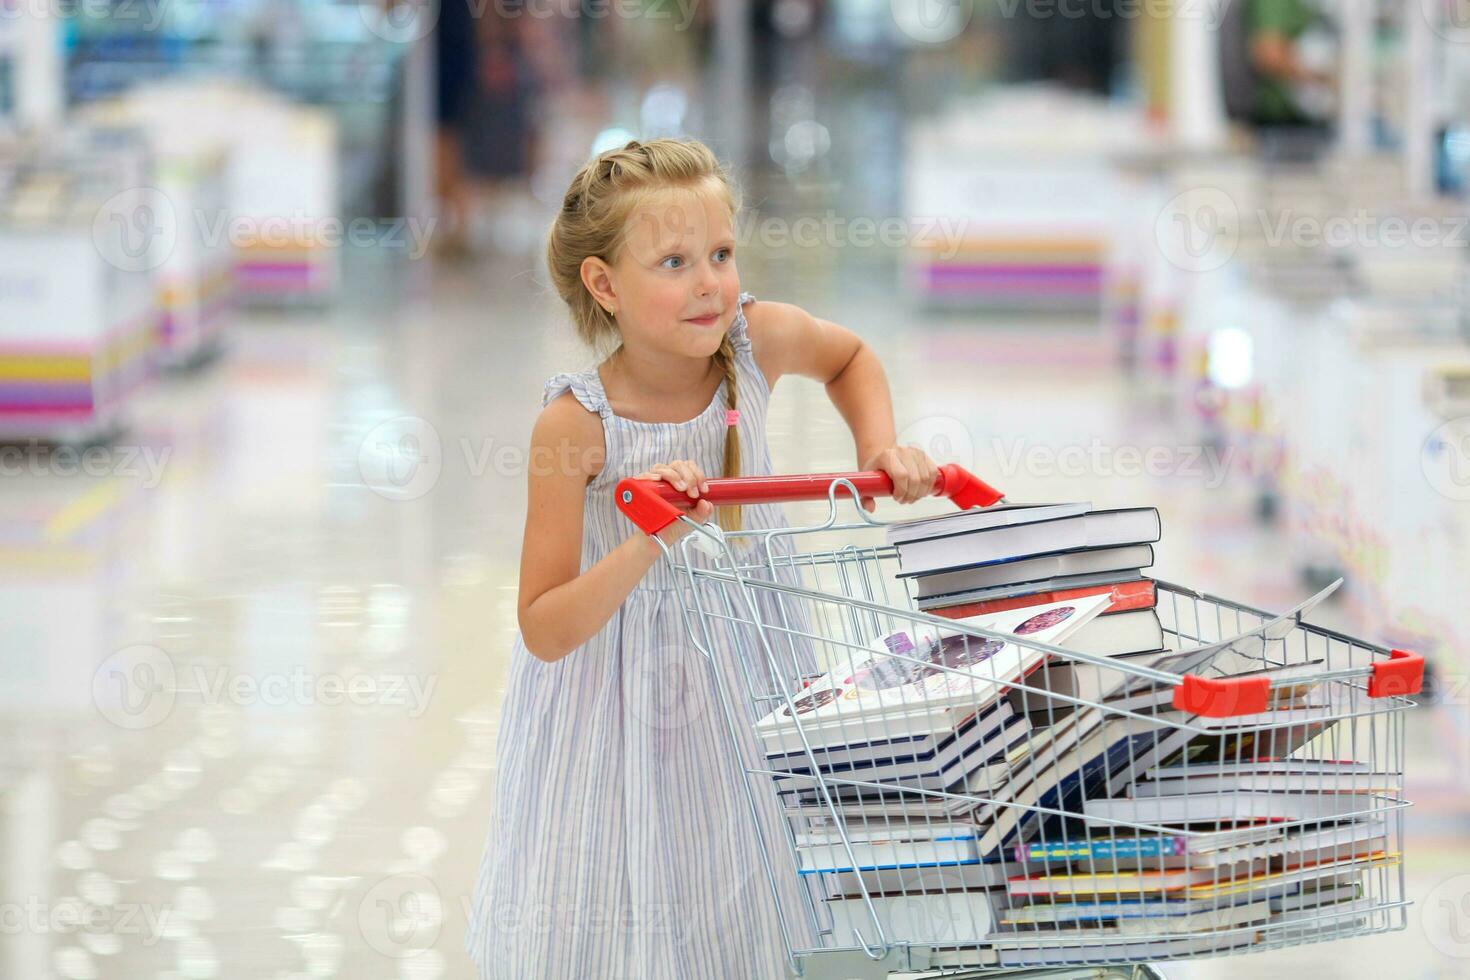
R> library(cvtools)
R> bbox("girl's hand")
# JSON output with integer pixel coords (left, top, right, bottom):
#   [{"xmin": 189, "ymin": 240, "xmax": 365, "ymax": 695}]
[
  {"xmin": 635, "ymin": 460, "xmax": 715, "ymax": 544},
  {"xmin": 859, "ymin": 445, "xmax": 941, "ymax": 511}
]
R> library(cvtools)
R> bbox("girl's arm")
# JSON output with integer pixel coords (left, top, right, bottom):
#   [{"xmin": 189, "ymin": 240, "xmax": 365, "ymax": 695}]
[
  {"xmin": 517, "ymin": 394, "xmax": 709, "ymax": 663},
  {"xmin": 745, "ymin": 300, "xmax": 939, "ymax": 507}
]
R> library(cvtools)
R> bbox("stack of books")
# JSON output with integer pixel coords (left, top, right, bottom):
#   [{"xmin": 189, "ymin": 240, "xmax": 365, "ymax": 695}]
[
  {"xmin": 754, "ymin": 595, "xmax": 1114, "ymax": 956},
  {"xmin": 754, "ymin": 501, "xmax": 1371, "ymax": 964},
  {"xmin": 756, "ymin": 594, "xmax": 1113, "ymax": 802},
  {"xmin": 888, "ymin": 503, "xmax": 1166, "ymax": 726},
  {"xmin": 887, "ymin": 503, "xmax": 1160, "ymax": 613},
  {"xmin": 986, "ymin": 751, "xmax": 1397, "ymax": 966},
  {"xmin": 990, "ymin": 823, "xmax": 1392, "ymax": 966}
]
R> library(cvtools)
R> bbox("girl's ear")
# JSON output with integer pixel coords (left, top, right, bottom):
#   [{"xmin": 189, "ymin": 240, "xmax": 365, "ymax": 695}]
[{"xmin": 580, "ymin": 256, "xmax": 618, "ymax": 312}]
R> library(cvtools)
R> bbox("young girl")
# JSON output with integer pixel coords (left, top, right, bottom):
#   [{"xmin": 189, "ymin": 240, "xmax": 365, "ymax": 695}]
[{"xmin": 465, "ymin": 137, "xmax": 942, "ymax": 979}]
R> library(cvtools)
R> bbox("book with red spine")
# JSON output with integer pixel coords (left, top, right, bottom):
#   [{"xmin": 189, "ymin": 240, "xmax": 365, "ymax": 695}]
[{"xmin": 928, "ymin": 579, "xmax": 1157, "ymax": 622}]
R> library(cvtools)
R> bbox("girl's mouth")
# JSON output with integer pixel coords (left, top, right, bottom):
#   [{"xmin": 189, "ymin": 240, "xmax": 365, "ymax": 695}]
[{"xmin": 685, "ymin": 314, "xmax": 720, "ymax": 328}]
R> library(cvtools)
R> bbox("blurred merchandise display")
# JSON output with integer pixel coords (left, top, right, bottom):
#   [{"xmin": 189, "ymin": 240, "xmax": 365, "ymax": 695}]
[
  {"xmin": 0, "ymin": 130, "xmax": 157, "ymax": 440},
  {"xmin": 0, "ymin": 0, "xmax": 64, "ymax": 129},
  {"xmin": 62, "ymin": 0, "xmax": 408, "ymax": 219},
  {"xmin": 67, "ymin": 111, "xmax": 235, "ymax": 363},
  {"xmin": 84, "ymin": 79, "xmax": 342, "ymax": 307},
  {"xmin": 904, "ymin": 87, "xmax": 1165, "ymax": 317},
  {"xmin": 1163, "ymin": 164, "xmax": 1470, "ymax": 734}
]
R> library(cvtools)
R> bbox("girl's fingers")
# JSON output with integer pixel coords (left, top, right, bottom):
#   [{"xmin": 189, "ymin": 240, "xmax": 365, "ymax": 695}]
[
  {"xmin": 641, "ymin": 466, "xmax": 688, "ymax": 494},
  {"xmin": 674, "ymin": 461, "xmax": 699, "ymax": 497},
  {"xmin": 894, "ymin": 459, "xmax": 909, "ymax": 502},
  {"xmin": 887, "ymin": 464, "xmax": 908, "ymax": 502}
]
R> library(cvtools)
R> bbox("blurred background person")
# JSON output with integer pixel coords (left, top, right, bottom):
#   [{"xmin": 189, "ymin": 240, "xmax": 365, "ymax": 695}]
[
  {"xmin": 1219, "ymin": 0, "xmax": 1337, "ymax": 159},
  {"xmin": 434, "ymin": 0, "xmax": 481, "ymax": 258}
]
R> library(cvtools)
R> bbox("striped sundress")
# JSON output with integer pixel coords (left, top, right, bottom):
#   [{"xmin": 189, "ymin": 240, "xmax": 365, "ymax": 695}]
[{"xmin": 466, "ymin": 291, "xmax": 819, "ymax": 979}]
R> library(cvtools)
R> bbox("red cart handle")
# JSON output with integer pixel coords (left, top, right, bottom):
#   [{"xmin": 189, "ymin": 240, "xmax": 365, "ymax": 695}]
[
  {"xmin": 615, "ymin": 463, "xmax": 1004, "ymax": 536},
  {"xmin": 1173, "ymin": 647, "xmax": 1425, "ymax": 718}
]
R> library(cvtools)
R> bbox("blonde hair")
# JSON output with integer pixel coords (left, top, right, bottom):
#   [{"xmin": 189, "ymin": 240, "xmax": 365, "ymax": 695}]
[{"xmin": 547, "ymin": 137, "xmax": 746, "ymax": 532}]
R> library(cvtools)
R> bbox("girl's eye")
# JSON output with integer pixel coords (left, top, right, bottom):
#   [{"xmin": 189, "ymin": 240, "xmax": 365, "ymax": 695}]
[
  {"xmin": 713, "ymin": 247, "xmax": 732, "ymax": 262},
  {"xmin": 660, "ymin": 255, "xmax": 684, "ymax": 270}
]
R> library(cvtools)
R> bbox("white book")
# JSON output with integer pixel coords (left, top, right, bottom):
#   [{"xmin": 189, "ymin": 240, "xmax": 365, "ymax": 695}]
[
  {"xmin": 1101, "ymin": 900, "xmax": 1274, "ymax": 936},
  {"xmin": 1059, "ymin": 609, "xmax": 1164, "ymax": 658},
  {"xmin": 1002, "ymin": 895, "xmax": 1267, "ymax": 925},
  {"xmin": 826, "ymin": 887, "xmax": 1001, "ymax": 948},
  {"xmin": 915, "ymin": 545, "xmax": 1154, "ymax": 600},
  {"xmin": 886, "ymin": 502, "xmax": 1092, "ymax": 546},
  {"xmin": 798, "ymin": 833, "xmax": 980, "ymax": 874},
  {"xmin": 756, "ymin": 595, "xmax": 1111, "ymax": 752},
  {"xmin": 1009, "ymin": 648, "xmax": 1165, "ymax": 716},
  {"xmin": 768, "ymin": 702, "xmax": 1028, "ymax": 791},
  {"xmin": 1083, "ymin": 791, "xmax": 1381, "ymax": 826},
  {"xmin": 784, "ymin": 798, "xmax": 957, "ymax": 821},
  {"xmin": 916, "ymin": 569, "xmax": 1144, "ymax": 611},
  {"xmin": 1143, "ymin": 759, "xmax": 1375, "ymax": 780},
  {"xmin": 828, "ymin": 862, "xmax": 1011, "ymax": 897},
  {"xmin": 796, "ymin": 820, "xmax": 978, "ymax": 848},
  {"xmin": 1131, "ymin": 771, "xmax": 1397, "ymax": 796},
  {"xmin": 1269, "ymin": 883, "xmax": 1361, "ymax": 913},
  {"xmin": 991, "ymin": 934, "xmax": 1257, "ymax": 966},
  {"xmin": 894, "ymin": 508, "xmax": 1161, "ymax": 577}
]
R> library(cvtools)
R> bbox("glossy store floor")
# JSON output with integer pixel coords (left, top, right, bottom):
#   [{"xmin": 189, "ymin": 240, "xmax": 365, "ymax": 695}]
[{"xmin": 2, "ymin": 231, "xmax": 1468, "ymax": 979}]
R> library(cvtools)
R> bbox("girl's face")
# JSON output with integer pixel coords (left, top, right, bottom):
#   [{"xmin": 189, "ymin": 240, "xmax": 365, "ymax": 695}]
[{"xmin": 585, "ymin": 183, "xmax": 740, "ymax": 360}]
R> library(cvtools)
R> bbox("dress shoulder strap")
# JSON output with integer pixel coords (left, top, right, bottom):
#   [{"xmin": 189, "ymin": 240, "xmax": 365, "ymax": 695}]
[
  {"xmin": 542, "ymin": 370, "xmax": 611, "ymax": 418},
  {"xmin": 726, "ymin": 291, "xmax": 757, "ymax": 356}
]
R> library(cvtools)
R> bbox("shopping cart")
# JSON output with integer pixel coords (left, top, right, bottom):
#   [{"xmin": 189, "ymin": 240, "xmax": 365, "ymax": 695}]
[{"xmin": 616, "ymin": 467, "xmax": 1422, "ymax": 980}]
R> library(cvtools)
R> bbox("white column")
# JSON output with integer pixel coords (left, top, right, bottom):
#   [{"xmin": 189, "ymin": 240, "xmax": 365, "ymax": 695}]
[
  {"xmin": 714, "ymin": 0, "xmax": 750, "ymax": 169},
  {"xmin": 1404, "ymin": 0, "xmax": 1437, "ymax": 199},
  {"xmin": 1169, "ymin": 0, "xmax": 1229, "ymax": 150},
  {"xmin": 400, "ymin": 31, "xmax": 435, "ymax": 230},
  {"xmin": 1336, "ymin": 0, "xmax": 1373, "ymax": 157},
  {"xmin": 4, "ymin": 5, "xmax": 64, "ymax": 128}
]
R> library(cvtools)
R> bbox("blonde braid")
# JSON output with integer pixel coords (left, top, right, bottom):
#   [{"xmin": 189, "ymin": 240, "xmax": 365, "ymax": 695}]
[{"xmin": 713, "ymin": 334, "xmax": 742, "ymax": 533}]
